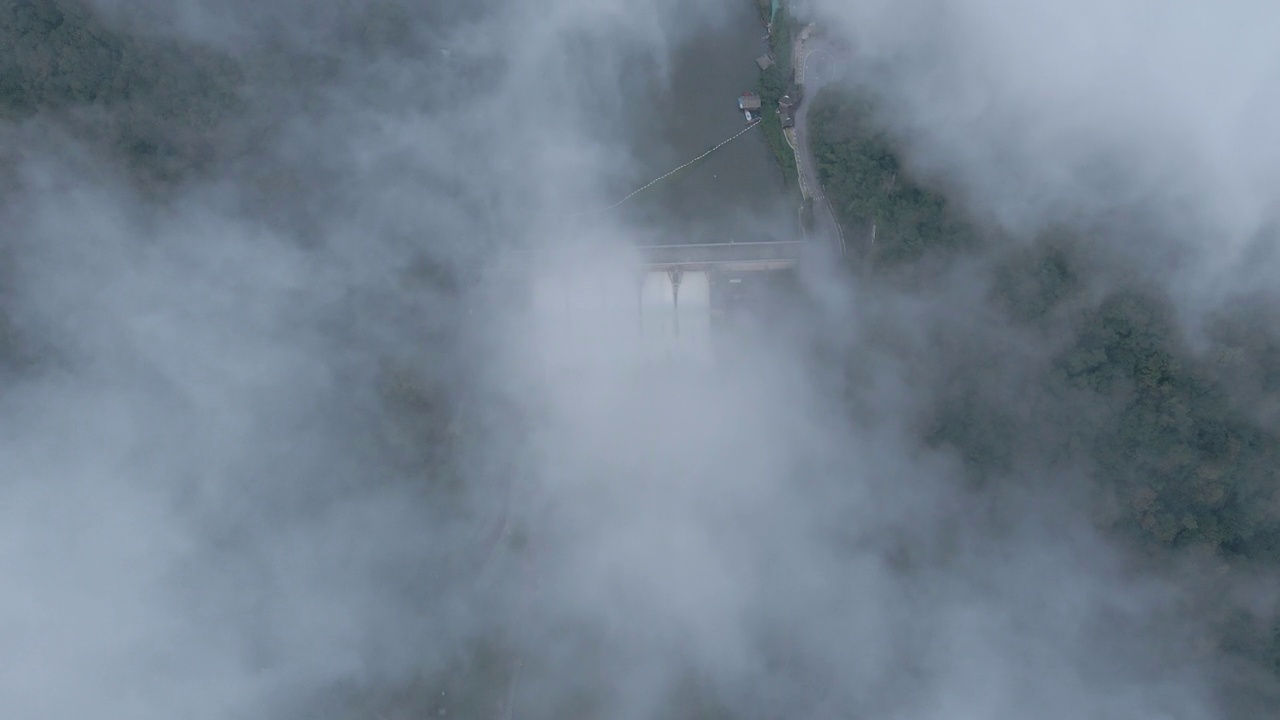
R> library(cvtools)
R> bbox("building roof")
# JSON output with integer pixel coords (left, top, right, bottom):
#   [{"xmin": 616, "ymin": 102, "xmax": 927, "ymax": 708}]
[
  {"xmin": 756, "ymin": 54, "xmax": 775, "ymax": 71},
  {"xmin": 739, "ymin": 93, "xmax": 762, "ymax": 110}
]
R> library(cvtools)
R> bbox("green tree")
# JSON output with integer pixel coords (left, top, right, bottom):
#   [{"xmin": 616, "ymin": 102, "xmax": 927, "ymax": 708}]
[{"xmin": 810, "ymin": 88, "xmax": 976, "ymax": 263}]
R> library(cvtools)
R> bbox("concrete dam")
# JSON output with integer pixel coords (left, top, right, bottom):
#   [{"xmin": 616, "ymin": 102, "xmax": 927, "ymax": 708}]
[{"xmin": 529, "ymin": 240, "xmax": 805, "ymax": 370}]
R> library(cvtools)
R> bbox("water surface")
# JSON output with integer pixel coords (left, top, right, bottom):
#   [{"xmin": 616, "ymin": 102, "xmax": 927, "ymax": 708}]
[{"xmin": 618, "ymin": 3, "xmax": 795, "ymax": 243}]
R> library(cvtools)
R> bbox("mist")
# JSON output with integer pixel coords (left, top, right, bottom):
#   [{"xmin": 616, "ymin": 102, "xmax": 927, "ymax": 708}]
[
  {"xmin": 1, "ymin": 0, "xmax": 1277, "ymax": 718},
  {"xmin": 821, "ymin": 0, "xmax": 1280, "ymax": 295}
]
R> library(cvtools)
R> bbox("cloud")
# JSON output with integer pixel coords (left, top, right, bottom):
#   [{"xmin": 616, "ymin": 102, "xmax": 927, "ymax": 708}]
[
  {"xmin": 821, "ymin": 0, "xmax": 1280, "ymax": 284},
  {"xmin": 1, "ymin": 1, "xmax": 1273, "ymax": 718}
]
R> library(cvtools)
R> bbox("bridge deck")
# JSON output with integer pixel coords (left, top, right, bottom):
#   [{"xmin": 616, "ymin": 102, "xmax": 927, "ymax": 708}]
[{"xmin": 638, "ymin": 241, "xmax": 803, "ymax": 271}]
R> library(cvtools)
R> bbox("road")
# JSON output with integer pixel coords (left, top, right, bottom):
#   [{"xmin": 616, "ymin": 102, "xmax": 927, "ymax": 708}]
[{"xmin": 793, "ymin": 34, "xmax": 847, "ymax": 257}]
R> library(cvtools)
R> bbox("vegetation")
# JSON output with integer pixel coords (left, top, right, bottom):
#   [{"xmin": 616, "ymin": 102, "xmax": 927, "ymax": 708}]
[
  {"xmin": 812, "ymin": 83, "xmax": 1280, "ymax": 686},
  {"xmin": 810, "ymin": 87, "xmax": 1280, "ymax": 560},
  {"xmin": 753, "ymin": 3, "xmax": 799, "ymax": 190},
  {"xmin": 885, "ymin": 183, "xmax": 1280, "ymax": 561},
  {"xmin": 756, "ymin": 97, "xmax": 799, "ymax": 190},
  {"xmin": 810, "ymin": 90, "xmax": 976, "ymax": 263},
  {"xmin": 1063, "ymin": 295, "xmax": 1253, "ymax": 549},
  {"xmin": 991, "ymin": 256, "xmax": 1280, "ymax": 560}
]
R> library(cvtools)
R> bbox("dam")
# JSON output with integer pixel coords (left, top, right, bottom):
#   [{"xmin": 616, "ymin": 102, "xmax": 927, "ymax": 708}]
[{"xmin": 528, "ymin": 239, "xmax": 805, "ymax": 370}]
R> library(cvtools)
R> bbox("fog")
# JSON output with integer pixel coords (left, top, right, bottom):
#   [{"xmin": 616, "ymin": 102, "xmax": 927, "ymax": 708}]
[
  {"xmin": 822, "ymin": 0, "xmax": 1280, "ymax": 298},
  {"xmin": 1, "ymin": 0, "xmax": 1276, "ymax": 718}
]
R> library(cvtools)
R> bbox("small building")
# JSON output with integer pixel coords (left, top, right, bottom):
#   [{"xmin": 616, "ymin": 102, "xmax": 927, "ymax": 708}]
[
  {"xmin": 756, "ymin": 54, "xmax": 775, "ymax": 72},
  {"xmin": 738, "ymin": 92, "xmax": 762, "ymax": 112},
  {"xmin": 780, "ymin": 107, "xmax": 796, "ymax": 129}
]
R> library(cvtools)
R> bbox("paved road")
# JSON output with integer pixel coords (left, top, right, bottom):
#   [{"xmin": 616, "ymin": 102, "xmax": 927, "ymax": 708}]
[{"xmin": 794, "ymin": 36, "xmax": 847, "ymax": 257}]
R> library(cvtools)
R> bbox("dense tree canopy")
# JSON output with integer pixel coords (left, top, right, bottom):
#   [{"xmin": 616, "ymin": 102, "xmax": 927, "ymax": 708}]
[
  {"xmin": 813, "ymin": 83, "xmax": 1280, "ymax": 681},
  {"xmin": 810, "ymin": 92, "xmax": 976, "ymax": 264},
  {"xmin": 812, "ymin": 84, "xmax": 1280, "ymax": 558}
]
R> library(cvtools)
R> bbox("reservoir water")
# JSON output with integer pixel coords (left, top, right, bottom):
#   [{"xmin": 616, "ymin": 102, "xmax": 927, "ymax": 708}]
[{"xmin": 617, "ymin": 2, "xmax": 796, "ymax": 243}]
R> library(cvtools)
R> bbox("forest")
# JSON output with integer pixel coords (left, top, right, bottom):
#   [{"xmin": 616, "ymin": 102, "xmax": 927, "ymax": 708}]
[
  {"xmin": 811, "ymin": 85, "xmax": 1280, "ymax": 678},
  {"xmin": 811, "ymin": 88, "xmax": 1280, "ymax": 561}
]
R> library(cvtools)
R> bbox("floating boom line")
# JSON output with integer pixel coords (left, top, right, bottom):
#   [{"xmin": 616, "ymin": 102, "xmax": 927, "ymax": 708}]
[{"xmin": 543, "ymin": 119, "xmax": 762, "ymax": 219}]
